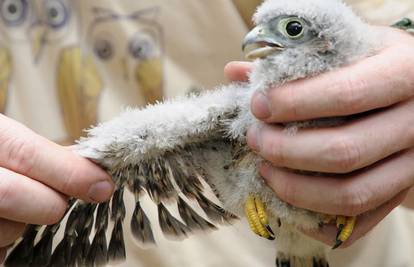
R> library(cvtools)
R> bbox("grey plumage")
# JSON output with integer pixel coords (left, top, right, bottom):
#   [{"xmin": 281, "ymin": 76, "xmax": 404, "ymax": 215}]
[{"xmin": 6, "ymin": 1, "xmax": 412, "ymax": 267}]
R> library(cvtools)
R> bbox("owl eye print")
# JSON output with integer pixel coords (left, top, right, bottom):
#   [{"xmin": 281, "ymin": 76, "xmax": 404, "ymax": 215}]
[
  {"xmin": 0, "ymin": 0, "xmax": 28, "ymax": 26},
  {"xmin": 94, "ymin": 38, "xmax": 114, "ymax": 61},
  {"xmin": 43, "ymin": 0, "xmax": 70, "ymax": 29},
  {"xmin": 128, "ymin": 33, "xmax": 157, "ymax": 60},
  {"xmin": 0, "ymin": 0, "xmax": 35, "ymax": 42}
]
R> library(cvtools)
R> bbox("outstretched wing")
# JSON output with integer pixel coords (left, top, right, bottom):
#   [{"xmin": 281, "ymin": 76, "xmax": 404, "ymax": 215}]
[{"xmin": 5, "ymin": 84, "xmax": 246, "ymax": 267}]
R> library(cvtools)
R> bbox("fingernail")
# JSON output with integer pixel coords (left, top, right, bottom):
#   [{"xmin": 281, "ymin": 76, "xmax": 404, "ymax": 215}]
[
  {"xmin": 252, "ymin": 91, "xmax": 271, "ymax": 120},
  {"xmin": 247, "ymin": 125, "xmax": 260, "ymax": 152},
  {"xmin": 88, "ymin": 181, "xmax": 114, "ymax": 203}
]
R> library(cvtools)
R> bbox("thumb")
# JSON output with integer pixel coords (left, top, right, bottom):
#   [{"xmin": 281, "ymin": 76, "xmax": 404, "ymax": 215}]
[
  {"xmin": 0, "ymin": 114, "xmax": 114, "ymax": 203},
  {"xmin": 224, "ymin": 61, "xmax": 252, "ymax": 82}
]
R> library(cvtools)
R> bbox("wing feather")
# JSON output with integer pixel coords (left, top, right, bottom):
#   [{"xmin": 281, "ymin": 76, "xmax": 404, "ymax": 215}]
[{"xmin": 6, "ymin": 84, "xmax": 247, "ymax": 266}]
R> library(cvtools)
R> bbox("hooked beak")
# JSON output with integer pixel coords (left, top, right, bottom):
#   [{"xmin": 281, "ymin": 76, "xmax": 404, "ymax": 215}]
[{"xmin": 242, "ymin": 24, "xmax": 284, "ymax": 60}]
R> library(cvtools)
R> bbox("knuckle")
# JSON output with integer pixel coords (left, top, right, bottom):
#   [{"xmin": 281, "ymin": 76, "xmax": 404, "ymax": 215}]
[
  {"xmin": 4, "ymin": 136, "xmax": 36, "ymax": 175},
  {"xmin": 267, "ymin": 137, "xmax": 286, "ymax": 165},
  {"xmin": 337, "ymin": 75, "xmax": 367, "ymax": 112},
  {"xmin": 281, "ymin": 86, "xmax": 300, "ymax": 118},
  {"xmin": 269, "ymin": 86, "xmax": 299, "ymax": 119},
  {"xmin": 277, "ymin": 177, "xmax": 298, "ymax": 206},
  {"xmin": 325, "ymin": 136, "xmax": 361, "ymax": 173},
  {"xmin": 59, "ymin": 168, "xmax": 77, "ymax": 195},
  {"xmin": 338, "ymin": 186, "xmax": 367, "ymax": 216}
]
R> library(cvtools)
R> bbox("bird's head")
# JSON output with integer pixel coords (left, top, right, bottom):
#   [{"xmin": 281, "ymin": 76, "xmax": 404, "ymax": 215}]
[{"xmin": 243, "ymin": 0, "xmax": 379, "ymax": 86}]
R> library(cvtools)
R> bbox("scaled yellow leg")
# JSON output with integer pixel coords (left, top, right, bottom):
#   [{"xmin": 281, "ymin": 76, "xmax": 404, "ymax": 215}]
[
  {"xmin": 244, "ymin": 195, "xmax": 275, "ymax": 240},
  {"xmin": 333, "ymin": 216, "xmax": 356, "ymax": 249}
]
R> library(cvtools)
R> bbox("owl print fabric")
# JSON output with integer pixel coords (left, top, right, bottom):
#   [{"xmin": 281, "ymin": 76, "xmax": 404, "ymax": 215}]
[
  {"xmin": 0, "ymin": 0, "xmax": 166, "ymax": 143},
  {"xmin": 0, "ymin": 0, "xmax": 248, "ymax": 144}
]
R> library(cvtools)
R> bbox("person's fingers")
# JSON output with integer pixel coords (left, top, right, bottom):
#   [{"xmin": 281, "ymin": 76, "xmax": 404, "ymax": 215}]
[
  {"xmin": 402, "ymin": 187, "xmax": 414, "ymax": 209},
  {"xmin": 0, "ymin": 167, "xmax": 68, "ymax": 224},
  {"xmin": 250, "ymin": 32, "xmax": 414, "ymax": 123},
  {"xmin": 301, "ymin": 189, "xmax": 407, "ymax": 248},
  {"xmin": 247, "ymin": 100, "xmax": 414, "ymax": 173},
  {"xmin": 0, "ymin": 247, "xmax": 6, "ymax": 264},
  {"xmin": 0, "ymin": 219, "xmax": 25, "ymax": 247},
  {"xmin": 260, "ymin": 148, "xmax": 414, "ymax": 216},
  {"xmin": 0, "ymin": 114, "xmax": 114, "ymax": 203},
  {"xmin": 224, "ymin": 61, "xmax": 252, "ymax": 82}
]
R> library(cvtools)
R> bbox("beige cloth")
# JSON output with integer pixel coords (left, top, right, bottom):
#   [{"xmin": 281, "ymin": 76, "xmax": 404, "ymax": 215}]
[{"xmin": 1, "ymin": 1, "xmax": 414, "ymax": 267}]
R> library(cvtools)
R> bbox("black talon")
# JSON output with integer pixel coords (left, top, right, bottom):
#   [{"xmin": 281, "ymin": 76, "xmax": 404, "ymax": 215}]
[
  {"xmin": 266, "ymin": 225, "xmax": 276, "ymax": 240},
  {"xmin": 332, "ymin": 239, "xmax": 343, "ymax": 250},
  {"xmin": 336, "ymin": 224, "xmax": 344, "ymax": 237}
]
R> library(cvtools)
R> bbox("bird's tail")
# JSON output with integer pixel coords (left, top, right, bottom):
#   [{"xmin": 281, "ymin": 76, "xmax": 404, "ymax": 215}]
[{"xmin": 276, "ymin": 255, "xmax": 329, "ymax": 267}]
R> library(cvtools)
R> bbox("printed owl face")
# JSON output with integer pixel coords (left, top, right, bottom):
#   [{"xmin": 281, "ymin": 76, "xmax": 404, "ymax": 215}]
[
  {"xmin": 0, "ymin": 0, "xmax": 74, "ymax": 59},
  {"xmin": 0, "ymin": 0, "xmax": 71, "ymax": 39},
  {"xmin": 29, "ymin": 0, "xmax": 73, "ymax": 61},
  {"xmin": 87, "ymin": 7, "xmax": 164, "ymax": 105}
]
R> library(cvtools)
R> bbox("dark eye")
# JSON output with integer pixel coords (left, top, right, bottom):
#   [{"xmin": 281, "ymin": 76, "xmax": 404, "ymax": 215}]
[
  {"xmin": 45, "ymin": 0, "xmax": 69, "ymax": 28},
  {"xmin": 286, "ymin": 21, "xmax": 303, "ymax": 37},
  {"xmin": 128, "ymin": 35, "xmax": 155, "ymax": 60},
  {"xmin": 0, "ymin": 0, "xmax": 27, "ymax": 26},
  {"xmin": 94, "ymin": 39, "xmax": 113, "ymax": 60}
]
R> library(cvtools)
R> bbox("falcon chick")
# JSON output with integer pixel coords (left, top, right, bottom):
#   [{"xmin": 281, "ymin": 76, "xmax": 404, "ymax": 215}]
[{"xmin": 6, "ymin": 0, "xmax": 399, "ymax": 267}]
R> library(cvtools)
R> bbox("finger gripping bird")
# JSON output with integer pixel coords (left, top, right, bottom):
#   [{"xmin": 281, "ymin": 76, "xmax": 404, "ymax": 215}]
[{"xmin": 6, "ymin": 1, "xmax": 410, "ymax": 267}]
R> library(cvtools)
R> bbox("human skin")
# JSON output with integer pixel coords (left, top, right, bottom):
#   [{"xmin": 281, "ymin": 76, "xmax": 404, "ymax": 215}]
[
  {"xmin": 0, "ymin": 114, "xmax": 114, "ymax": 263},
  {"xmin": 224, "ymin": 27, "xmax": 414, "ymax": 248}
]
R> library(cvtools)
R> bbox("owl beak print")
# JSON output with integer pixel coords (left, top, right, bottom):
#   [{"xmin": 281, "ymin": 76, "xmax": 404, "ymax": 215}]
[{"xmin": 0, "ymin": 44, "xmax": 11, "ymax": 114}]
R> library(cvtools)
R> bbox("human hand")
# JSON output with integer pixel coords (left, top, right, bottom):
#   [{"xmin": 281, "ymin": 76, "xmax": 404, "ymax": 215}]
[
  {"xmin": 0, "ymin": 114, "xmax": 114, "ymax": 263},
  {"xmin": 225, "ymin": 27, "xmax": 414, "ymax": 248}
]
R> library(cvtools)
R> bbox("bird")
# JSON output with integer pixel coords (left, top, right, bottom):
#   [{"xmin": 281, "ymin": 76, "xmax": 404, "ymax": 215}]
[{"xmin": 5, "ymin": 1, "xmax": 412, "ymax": 267}]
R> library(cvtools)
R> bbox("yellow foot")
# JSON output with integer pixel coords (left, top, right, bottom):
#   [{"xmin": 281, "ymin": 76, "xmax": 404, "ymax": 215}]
[
  {"xmin": 333, "ymin": 216, "xmax": 356, "ymax": 249},
  {"xmin": 244, "ymin": 195, "xmax": 275, "ymax": 240}
]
